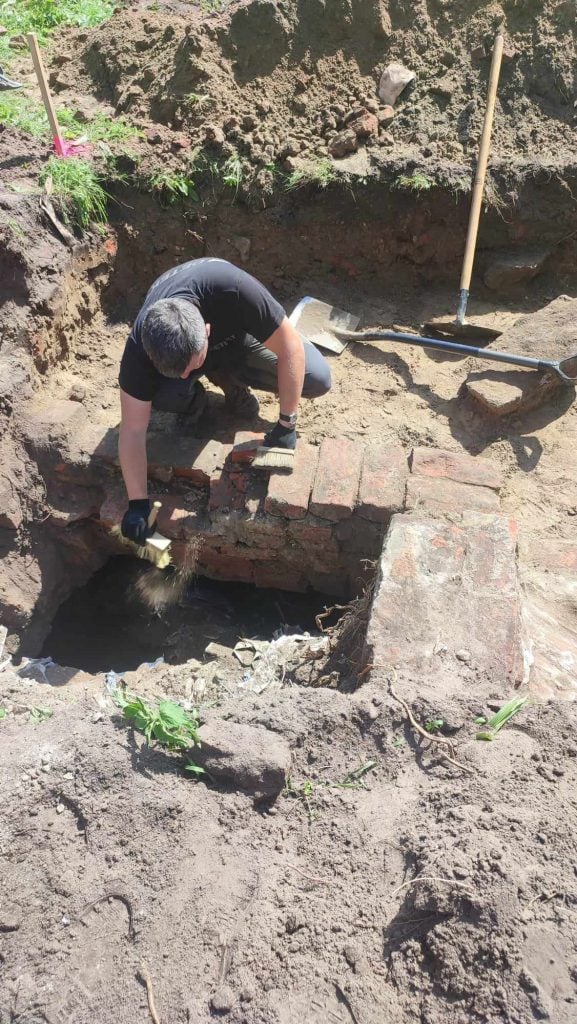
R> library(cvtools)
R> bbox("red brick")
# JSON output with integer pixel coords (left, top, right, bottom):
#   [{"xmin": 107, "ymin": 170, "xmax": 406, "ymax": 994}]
[
  {"xmin": 253, "ymin": 560, "xmax": 307, "ymax": 591},
  {"xmin": 236, "ymin": 516, "xmax": 288, "ymax": 549},
  {"xmin": 357, "ymin": 443, "xmax": 407, "ymax": 523},
  {"xmin": 287, "ymin": 519, "xmax": 335, "ymax": 547},
  {"xmin": 366, "ymin": 512, "xmax": 524, "ymax": 685},
  {"xmin": 198, "ymin": 550, "xmax": 255, "ymax": 583},
  {"xmin": 309, "ymin": 438, "xmax": 363, "ymax": 521},
  {"xmin": 265, "ymin": 442, "xmax": 319, "ymax": 520},
  {"xmin": 405, "ymin": 475, "xmax": 500, "ymax": 514},
  {"xmin": 410, "ymin": 446, "xmax": 504, "ymax": 492},
  {"xmin": 231, "ymin": 431, "xmax": 265, "ymax": 464}
]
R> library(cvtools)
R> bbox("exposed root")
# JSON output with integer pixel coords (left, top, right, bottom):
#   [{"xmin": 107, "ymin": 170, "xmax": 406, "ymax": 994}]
[
  {"xmin": 307, "ymin": 570, "xmax": 376, "ymax": 691},
  {"xmin": 388, "ymin": 678, "xmax": 475, "ymax": 775},
  {"xmin": 137, "ymin": 962, "xmax": 161, "ymax": 1024}
]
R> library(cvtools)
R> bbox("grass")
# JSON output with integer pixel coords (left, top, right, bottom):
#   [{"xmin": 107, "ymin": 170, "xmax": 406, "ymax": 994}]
[
  {"xmin": 149, "ymin": 169, "xmax": 198, "ymax": 203},
  {"xmin": 221, "ymin": 154, "xmax": 244, "ymax": 191},
  {"xmin": 0, "ymin": 0, "xmax": 115, "ymax": 66},
  {"xmin": 395, "ymin": 172, "xmax": 434, "ymax": 192},
  {"xmin": 285, "ymin": 761, "xmax": 377, "ymax": 823},
  {"xmin": 284, "ymin": 158, "xmax": 336, "ymax": 191},
  {"xmin": 113, "ymin": 688, "xmax": 204, "ymax": 773},
  {"xmin": 425, "ymin": 718, "xmax": 445, "ymax": 734},
  {"xmin": 0, "ymin": 93, "xmax": 137, "ymax": 145},
  {"xmin": 476, "ymin": 696, "xmax": 528, "ymax": 741},
  {"xmin": 39, "ymin": 156, "xmax": 108, "ymax": 228}
]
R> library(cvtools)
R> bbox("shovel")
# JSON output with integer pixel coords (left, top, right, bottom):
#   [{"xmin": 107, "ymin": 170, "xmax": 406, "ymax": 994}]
[
  {"xmin": 423, "ymin": 30, "xmax": 505, "ymax": 343},
  {"xmin": 335, "ymin": 328, "xmax": 577, "ymax": 386}
]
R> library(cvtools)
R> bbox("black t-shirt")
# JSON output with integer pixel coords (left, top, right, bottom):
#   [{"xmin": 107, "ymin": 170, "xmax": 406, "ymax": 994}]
[{"xmin": 119, "ymin": 258, "xmax": 286, "ymax": 401}]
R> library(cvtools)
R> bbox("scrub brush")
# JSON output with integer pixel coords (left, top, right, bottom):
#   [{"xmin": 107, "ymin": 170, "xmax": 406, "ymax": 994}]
[
  {"xmin": 251, "ymin": 447, "xmax": 295, "ymax": 471},
  {"xmin": 110, "ymin": 500, "xmax": 172, "ymax": 569}
]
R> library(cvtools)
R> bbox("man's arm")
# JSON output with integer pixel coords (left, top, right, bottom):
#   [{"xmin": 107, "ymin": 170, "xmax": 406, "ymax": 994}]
[
  {"xmin": 119, "ymin": 389, "xmax": 151, "ymax": 499},
  {"xmin": 264, "ymin": 316, "xmax": 305, "ymax": 421}
]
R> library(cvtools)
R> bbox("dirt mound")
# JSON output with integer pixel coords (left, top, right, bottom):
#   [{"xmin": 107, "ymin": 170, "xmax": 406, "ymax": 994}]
[
  {"xmin": 48, "ymin": 0, "xmax": 576, "ymax": 190},
  {"xmin": 2, "ymin": 661, "xmax": 577, "ymax": 1023}
]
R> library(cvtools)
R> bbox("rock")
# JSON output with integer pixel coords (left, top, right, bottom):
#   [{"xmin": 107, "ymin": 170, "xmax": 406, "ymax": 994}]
[
  {"xmin": 0, "ymin": 904, "xmax": 22, "ymax": 932},
  {"xmin": 484, "ymin": 252, "xmax": 549, "ymax": 292},
  {"xmin": 378, "ymin": 63, "xmax": 415, "ymax": 105},
  {"xmin": 195, "ymin": 719, "xmax": 291, "ymax": 799},
  {"xmin": 210, "ymin": 985, "xmax": 235, "ymax": 1014},
  {"xmin": 329, "ymin": 129, "xmax": 359, "ymax": 158},
  {"xmin": 349, "ymin": 112, "xmax": 378, "ymax": 138},
  {"xmin": 231, "ymin": 235, "xmax": 251, "ymax": 262},
  {"xmin": 146, "ymin": 128, "xmax": 164, "ymax": 145},
  {"xmin": 171, "ymin": 134, "xmax": 190, "ymax": 151},
  {"xmin": 378, "ymin": 105, "xmax": 395, "ymax": 126},
  {"xmin": 204, "ymin": 124, "xmax": 225, "ymax": 146}
]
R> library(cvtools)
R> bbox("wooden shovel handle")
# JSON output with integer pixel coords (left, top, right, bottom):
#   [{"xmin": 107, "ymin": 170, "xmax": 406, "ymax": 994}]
[
  {"xmin": 26, "ymin": 32, "xmax": 65, "ymax": 155},
  {"xmin": 147, "ymin": 501, "xmax": 162, "ymax": 530},
  {"xmin": 459, "ymin": 31, "xmax": 504, "ymax": 294}
]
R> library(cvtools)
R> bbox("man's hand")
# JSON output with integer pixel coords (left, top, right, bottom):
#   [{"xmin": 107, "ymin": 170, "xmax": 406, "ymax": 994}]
[
  {"xmin": 121, "ymin": 499, "xmax": 151, "ymax": 545},
  {"xmin": 263, "ymin": 420, "xmax": 297, "ymax": 450}
]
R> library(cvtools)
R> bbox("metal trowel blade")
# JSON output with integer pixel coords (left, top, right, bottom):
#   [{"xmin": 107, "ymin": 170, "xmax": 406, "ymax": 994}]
[{"xmin": 289, "ymin": 296, "xmax": 360, "ymax": 355}]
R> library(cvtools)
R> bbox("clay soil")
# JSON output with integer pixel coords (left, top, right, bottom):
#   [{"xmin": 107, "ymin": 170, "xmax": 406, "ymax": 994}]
[{"xmin": 2, "ymin": 2, "xmax": 577, "ymax": 1022}]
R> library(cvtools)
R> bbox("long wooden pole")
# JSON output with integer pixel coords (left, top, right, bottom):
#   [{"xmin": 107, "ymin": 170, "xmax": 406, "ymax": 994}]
[
  {"xmin": 26, "ymin": 32, "xmax": 66, "ymax": 156},
  {"xmin": 457, "ymin": 30, "xmax": 504, "ymax": 324}
]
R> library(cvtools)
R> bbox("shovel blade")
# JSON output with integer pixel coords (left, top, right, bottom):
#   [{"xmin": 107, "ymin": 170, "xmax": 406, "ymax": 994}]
[
  {"xmin": 423, "ymin": 317, "xmax": 502, "ymax": 343},
  {"xmin": 289, "ymin": 296, "xmax": 360, "ymax": 354}
]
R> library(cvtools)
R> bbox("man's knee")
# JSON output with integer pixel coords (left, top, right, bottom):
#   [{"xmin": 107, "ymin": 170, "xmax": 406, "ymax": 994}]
[{"xmin": 302, "ymin": 362, "xmax": 332, "ymax": 398}]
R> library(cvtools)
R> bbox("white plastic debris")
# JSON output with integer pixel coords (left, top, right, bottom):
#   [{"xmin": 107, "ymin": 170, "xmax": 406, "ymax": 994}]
[
  {"xmin": 17, "ymin": 657, "xmax": 55, "ymax": 683},
  {"xmin": 378, "ymin": 63, "xmax": 415, "ymax": 105},
  {"xmin": 238, "ymin": 632, "xmax": 330, "ymax": 694}
]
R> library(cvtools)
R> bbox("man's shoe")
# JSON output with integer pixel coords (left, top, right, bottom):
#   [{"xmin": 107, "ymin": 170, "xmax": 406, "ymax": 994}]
[
  {"xmin": 0, "ymin": 67, "xmax": 23, "ymax": 90},
  {"xmin": 223, "ymin": 382, "xmax": 260, "ymax": 418},
  {"xmin": 175, "ymin": 380, "xmax": 209, "ymax": 432}
]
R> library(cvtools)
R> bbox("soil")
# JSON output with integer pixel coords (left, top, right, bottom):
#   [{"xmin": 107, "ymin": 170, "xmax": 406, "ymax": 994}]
[{"xmin": 2, "ymin": 2, "xmax": 577, "ymax": 1022}]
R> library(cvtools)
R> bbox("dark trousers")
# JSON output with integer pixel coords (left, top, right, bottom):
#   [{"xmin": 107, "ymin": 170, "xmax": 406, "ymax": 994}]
[{"xmin": 152, "ymin": 334, "xmax": 331, "ymax": 413}]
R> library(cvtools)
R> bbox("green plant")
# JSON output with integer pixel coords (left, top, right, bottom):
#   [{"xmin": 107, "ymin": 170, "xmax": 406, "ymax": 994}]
[
  {"xmin": 39, "ymin": 157, "xmax": 108, "ymax": 228},
  {"xmin": 0, "ymin": 0, "xmax": 115, "ymax": 65},
  {"xmin": 57, "ymin": 108, "xmax": 139, "ymax": 144},
  {"xmin": 149, "ymin": 169, "xmax": 198, "ymax": 203},
  {"xmin": 185, "ymin": 92, "xmax": 211, "ymax": 107},
  {"xmin": 0, "ymin": 708, "xmax": 6, "ymax": 720},
  {"xmin": 395, "ymin": 172, "xmax": 433, "ymax": 192},
  {"xmin": 285, "ymin": 158, "xmax": 335, "ymax": 191},
  {"xmin": 29, "ymin": 706, "xmax": 53, "ymax": 723},
  {"xmin": 334, "ymin": 760, "xmax": 377, "ymax": 789},
  {"xmin": 284, "ymin": 776, "xmax": 317, "ymax": 823},
  {"xmin": 425, "ymin": 718, "xmax": 445, "ymax": 734},
  {"xmin": 113, "ymin": 690, "xmax": 202, "ymax": 752},
  {"xmin": 476, "ymin": 696, "xmax": 528, "ymax": 741},
  {"xmin": 222, "ymin": 154, "xmax": 244, "ymax": 191}
]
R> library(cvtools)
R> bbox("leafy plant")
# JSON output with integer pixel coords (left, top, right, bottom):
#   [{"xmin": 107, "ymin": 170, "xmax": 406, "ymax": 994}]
[
  {"xmin": 39, "ymin": 157, "xmax": 108, "ymax": 228},
  {"xmin": 476, "ymin": 696, "xmax": 528, "ymax": 741},
  {"xmin": 0, "ymin": 708, "xmax": 6, "ymax": 720},
  {"xmin": 221, "ymin": 154, "xmax": 244, "ymax": 191},
  {"xmin": 57, "ymin": 108, "xmax": 139, "ymax": 144},
  {"xmin": 285, "ymin": 158, "xmax": 335, "ymax": 191},
  {"xmin": 395, "ymin": 172, "xmax": 433, "ymax": 192},
  {"xmin": 425, "ymin": 718, "xmax": 445, "ymax": 734},
  {"xmin": 29, "ymin": 706, "xmax": 53, "ymax": 723},
  {"xmin": 149, "ymin": 169, "xmax": 198, "ymax": 203},
  {"xmin": 113, "ymin": 690, "xmax": 202, "ymax": 751}
]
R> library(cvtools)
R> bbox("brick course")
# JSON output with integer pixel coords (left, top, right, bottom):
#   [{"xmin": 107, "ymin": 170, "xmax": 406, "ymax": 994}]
[
  {"xmin": 411, "ymin": 446, "xmax": 504, "ymax": 491},
  {"xmin": 310, "ymin": 438, "xmax": 363, "ymax": 521}
]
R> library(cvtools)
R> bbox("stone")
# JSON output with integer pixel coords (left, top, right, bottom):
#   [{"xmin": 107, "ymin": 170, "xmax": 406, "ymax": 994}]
[
  {"xmin": 378, "ymin": 63, "xmax": 416, "ymax": 106},
  {"xmin": 405, "ymin": 475, "xmax": 500, "ymax": 514},
  {"xmin": 366, "ymin": 512, "xmax": 524, "ymax": 687},
  {"xmin": 464, "ymin": 295, "xmax": 577, "ymax": 416},
  {"xmin": 484, "ymin": 252, "xmax": 549, "ymax": 292},
  {"xmin": 348, "ymin": 112, "xmax": 378, "ymax": 139},
  {"xmin": 357, "ymin": 443, "xmax": 407, "ymax": 523},
  {"xmin": 265, "ymin": 442, "xmax": 319, "ymax": 520},
  {"xmin": 210, "ymin": 985, "xmax": 235, "ymax": 1014},
  {"xmin": 329, "ymin": 129, "xmax": 359, "ymax": 158},
  {"xmin": 231, "ymin": 235, "xmax": 251, "ymax": 261},
  {"xmin": 195, "ymin": 719, "xmax": 291, "ymax": 799},
  {"xmin": 378, "ymin": 105, "xmax": 395, "ymax": 126},
  {"xmin": 410, "ymin": 446, "xmax": 504, "ymax": 491},
  {"xmin": 310, "ymin": 438, "xmax": 364, "ymax": 521}
]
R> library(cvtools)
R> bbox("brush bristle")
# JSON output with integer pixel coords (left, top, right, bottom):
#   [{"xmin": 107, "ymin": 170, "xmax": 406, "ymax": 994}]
[
  {"xmin": 252, "ymin": 447, "xmax": 295, "ymax": 471},
  {"xmin": 131, "ymin": 565, "xmax": 191, "ymax": 613},
  {"xmin": 109, "ymin": 524, "xmax": 173, "ymax": 568}
]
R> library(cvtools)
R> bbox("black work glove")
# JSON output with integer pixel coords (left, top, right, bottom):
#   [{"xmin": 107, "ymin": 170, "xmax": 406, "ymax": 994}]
[
  {"xmin": 121, "ymin": 499, "xmax": 151, "ymax": 545},
  {"xmin": 263, "ymin": 420, "xmax": 297, "ymax": 450}
]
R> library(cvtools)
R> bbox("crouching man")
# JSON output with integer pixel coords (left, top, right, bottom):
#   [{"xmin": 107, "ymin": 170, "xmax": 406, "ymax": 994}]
[{"xmin": 118, "ymin": 257, "xmax": 331, "ymax": 543}]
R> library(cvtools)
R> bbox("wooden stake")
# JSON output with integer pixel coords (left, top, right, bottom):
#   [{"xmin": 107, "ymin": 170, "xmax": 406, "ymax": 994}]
[{"xmin": 26, "ymin": 33, "xmax": 66, "ymax": 156}]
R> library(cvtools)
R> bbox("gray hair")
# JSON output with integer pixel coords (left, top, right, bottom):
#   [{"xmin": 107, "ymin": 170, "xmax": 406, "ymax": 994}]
[{"xmin": 141, "ymin": 298, "xmax": 206, "ymax": 377}]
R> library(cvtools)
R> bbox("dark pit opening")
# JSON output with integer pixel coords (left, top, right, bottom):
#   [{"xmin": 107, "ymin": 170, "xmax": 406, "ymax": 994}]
[{"xmin": 41, "ymin": 556, "xmax": 340, "ymax": 674}]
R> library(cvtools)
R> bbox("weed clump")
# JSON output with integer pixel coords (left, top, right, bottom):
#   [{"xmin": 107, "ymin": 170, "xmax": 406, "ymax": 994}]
[{"xmin": 39, "ymin": 156, "xmax": 108, "ymax": 228}]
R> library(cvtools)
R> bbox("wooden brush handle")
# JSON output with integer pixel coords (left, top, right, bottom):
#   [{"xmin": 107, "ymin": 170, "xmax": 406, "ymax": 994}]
[{"xmin": 147, "ymin": 501, "xmax": 162, "ymax": 530}]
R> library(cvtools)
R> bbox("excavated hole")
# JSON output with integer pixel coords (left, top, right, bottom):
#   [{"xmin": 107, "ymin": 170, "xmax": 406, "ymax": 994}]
[{"xmin": 41, "ymin": 555, "xmax": 343, "ymax": 674}]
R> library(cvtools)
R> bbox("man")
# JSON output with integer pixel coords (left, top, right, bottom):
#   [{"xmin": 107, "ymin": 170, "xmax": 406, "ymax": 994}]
[{"xmin": 118, "ymin": 257, "xmax": 331, "ymax": 544}]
